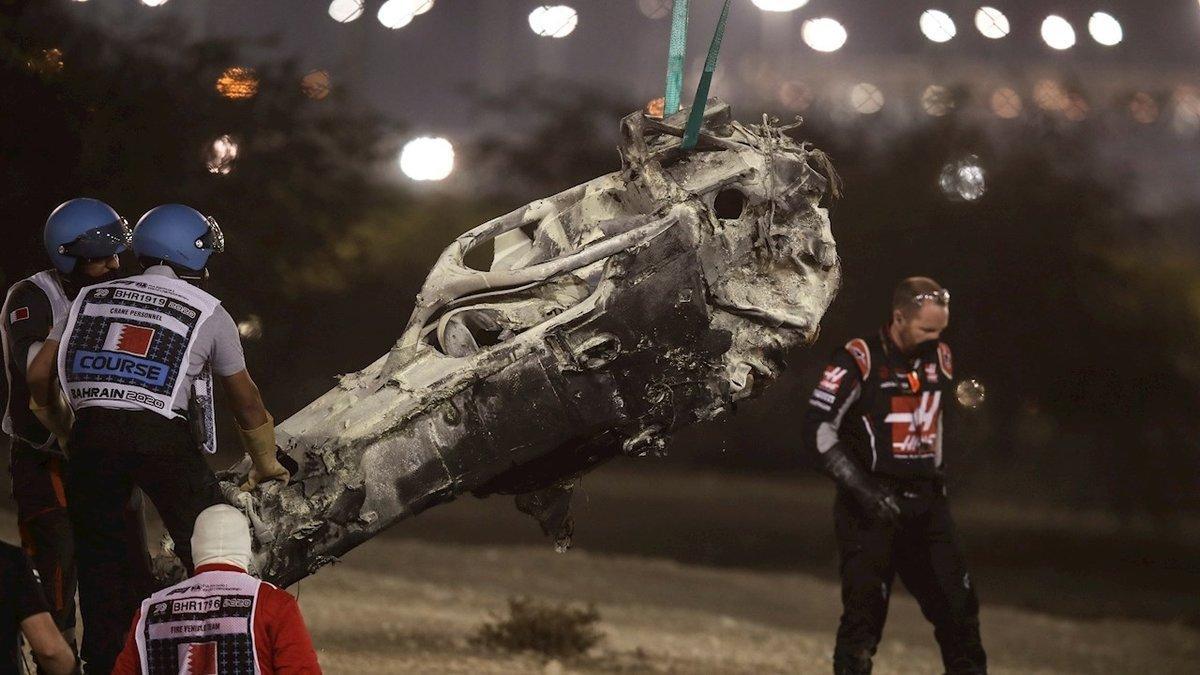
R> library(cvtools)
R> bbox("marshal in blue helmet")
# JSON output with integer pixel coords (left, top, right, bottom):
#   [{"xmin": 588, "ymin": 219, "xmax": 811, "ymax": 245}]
[
  {"xmin": 1, "ymin": 197, "xmax": 131, "ymax": 653},
  {"xmin": 132, "ymin": 204, "xmax": 225, "ymax": 276},
  {"xmin": 43, "ymin": 197, "xmax": 131, "ymax": 275},
  {"xmin": 27, "ymin": 201, "xmax": 286, "ymax": 673}
]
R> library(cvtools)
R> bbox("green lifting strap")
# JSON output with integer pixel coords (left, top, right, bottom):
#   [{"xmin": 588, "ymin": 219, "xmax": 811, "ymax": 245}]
[
  {"xmin": 681, "ymin": 0, "xmax": 732, "ymax": 150},
  {"xmin": 664, "ymin": 0, "xmax": 689, "ymax": 116}
]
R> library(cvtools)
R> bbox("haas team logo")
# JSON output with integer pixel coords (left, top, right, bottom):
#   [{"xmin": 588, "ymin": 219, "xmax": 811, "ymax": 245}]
[
  {"xmin": 103, "ymin": 323, "xmax": 156, "ymax": 358},
  {"xmin": 818, "ymin": 366, "xmax": 847, "ymax": 393},
  {"xmin": 884, "ymin": 391, "xmax": 941, "ymax": 457}
]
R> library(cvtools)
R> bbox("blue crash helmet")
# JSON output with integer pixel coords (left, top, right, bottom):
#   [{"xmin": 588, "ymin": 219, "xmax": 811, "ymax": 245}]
[
  {"xmin": 132, "ymin": 204, "xmax": 225, "ymax": 272},
  {"xmin": 44, "ymin": 198, "xmax": 131, "ymax": 273}
]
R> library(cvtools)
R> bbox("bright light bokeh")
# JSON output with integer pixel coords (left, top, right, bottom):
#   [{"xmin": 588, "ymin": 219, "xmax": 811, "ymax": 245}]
[
  {"xmin": 328, "ymin": 0, "xmax": 364, "ymax": 23},
  {"xmin": 974, "ymin": 7, "xmax": 1009, "ymax": 39},
  {"xmin": 400, "ymin": 137, "xmax": 455, "ymax": 181},
  {"xmin": 27, "ymin": 48, "xmax": 64, "ymax": 76},
  {"xmin": 921, "ymin": 85, "xmax": 953, "ymax": 116},
  {"xmin": 751, "ymin": 0, "xmax": 810, "ymax": 12},
  {"xmin": 919, "ymin": 9, "xmax": 956, "ymax": 43},
  {"xmin": 939, "ymin": 156, "xmax": 986, "ymax": 201},
  {"xmin": 377, "ymin": 0, "xmax": 415, "ymax": 29},
  {"xmin": 140, "ymin": 0, "xmax": 169, "ymax": 6},
  {"xmin": 1033, "ymin": 79, "xmax": 1068, "ymax": 111},
  {"xmin": 779, "ymin": 81, "xmax": 814, "ymax": 111},
  {"xmin": 529, "ymin": 5, "xmax": 578, "ymax": 38},
  {"xmin": 1129, "ymin": 92, "xmax": 1159, "ymax": 124},
  {"xmin": 301, "ymin": 70, "xmax": 333, "ymax": 100},
  {"xmin": 1063, "ymin": 94, "xmax": 1089, "ymax": 121},
  {"xmin": 990, "ymin": 87, "xmax": 1022, "ymax": 119},
  {"xmin": 1172, "ymin": 86, "xmax": 1200, "ymax": 136},
  {"xmin": 215, "ymin": 67, "xmax": 259, "ymax": 100},
  {"xmin": 850, "ymin": 83, "xmax": 884, "ymax": 114},
  {"xmin": 237, "ymin": 314, "xmax": 264, "ymax": 341},
  {"xmin": 1041, "ymin": 15, "xmax": 1076, "ymax": 50},
  {"xmin": 1088, "ymin": 12, "xmax": 1122, "ymax": 46},
  {"xmin": 205, "ymin": 135, "xmax": 238, "ymax": 175},
  {"xmin": 802, "ymin": 18, "xmax": 847, "ymax": 52},
  {"xmin": 397, "ymin": 0, "xmax": 436, "ymax": 16},
  {"xmin": 956, "ymin": 379, "xmax": 986, "ymax": 408},
  {"xmin": 637, "ymin": 0, "xmax": 672, "ymax": 20}
]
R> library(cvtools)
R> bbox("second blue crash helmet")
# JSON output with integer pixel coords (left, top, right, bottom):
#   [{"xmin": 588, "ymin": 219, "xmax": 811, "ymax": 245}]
[
  {"xmin": 132, "ymin": 204, "xmax": 225, "ymax": 272},
  {"xmin": 44, "ymin": 198, "xmax": 132, "ymax": 273}
]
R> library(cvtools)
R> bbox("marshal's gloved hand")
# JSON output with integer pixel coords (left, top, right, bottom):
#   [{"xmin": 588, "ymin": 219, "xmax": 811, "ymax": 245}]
[
  {"xmin": 237, "ymin": 414, "xmax": 290, "ymax": 491},
  {"xmin": 29, "ymin": 390, "xmax": 74, "ymax": 453},
  {"xmin": 820, "ymin": 443, "xmax": 901, "ymax": 524}
]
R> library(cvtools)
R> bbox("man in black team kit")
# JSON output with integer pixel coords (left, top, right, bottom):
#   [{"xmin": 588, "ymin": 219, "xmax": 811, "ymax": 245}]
[{"xmin": 802, "ymin": 277, "xmax": 986, "ymax": 675}]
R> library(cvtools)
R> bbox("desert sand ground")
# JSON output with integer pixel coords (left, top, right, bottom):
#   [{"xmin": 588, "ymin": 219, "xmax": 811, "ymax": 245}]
[{"xmin": 3, "ymin": 464, "xmax": 1198, "ymax": 674}]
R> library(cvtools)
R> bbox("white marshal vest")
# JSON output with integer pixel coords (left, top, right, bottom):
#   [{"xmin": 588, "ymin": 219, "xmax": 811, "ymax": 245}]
[
  {"xmin": 2, "ymin": 270, "xmax": 72, "ymax": 447},
  {"xmin": 134, "ymin": 570, "xmax": 263, "ymax": 675},
  {"xmin": 57, "ymin": 274, "xmax": 219, "ymax": 420}
]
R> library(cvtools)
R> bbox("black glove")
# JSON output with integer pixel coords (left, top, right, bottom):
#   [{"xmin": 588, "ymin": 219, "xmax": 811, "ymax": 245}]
[{"xmin": 819, "ymin": 443, "xmax": 901, "ymax": 524}]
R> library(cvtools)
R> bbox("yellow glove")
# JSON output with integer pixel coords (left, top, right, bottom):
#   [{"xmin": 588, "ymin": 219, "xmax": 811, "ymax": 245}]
[
  {"xmin": 237, "ymin": 414, "xmax": 290, "ymax": 491},
  {"xmin": 29, "ymin": 391, "xmax": 73, "ymax": 453}
]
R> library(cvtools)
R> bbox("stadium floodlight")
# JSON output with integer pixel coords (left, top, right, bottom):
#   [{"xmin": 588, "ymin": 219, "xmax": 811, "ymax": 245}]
[
  {"xmin": 919, "ymin": 9, "xmax": 956, "ymax": 43},
  {"xmin": 400, "ymin": 137, "xmax": 455, "ymax": 181},
  {"xmin": 529, "ymin": 5, "xmax": 579, "ymax": 38},
  {"xmin": 751, "ymin": 0, "xmax": 810, "ymax": 12},
  {"xmin": 802, "ymin": 18, "xmax": 847, "ymax": 52},
  {"xmin": 328, "ymin": 0, "xmax": 364, "ymax": 23},
  {"xmin": 1088, "ymin": 12, "xmax": 1122, "ymax": 46},
  {"xmin": 397, "ymin": 0, "xmax": 435, "ymax": 16},
  {"xmin": 1041, "ymin": 15, "xmax": 1076, "ymax": 50},
  {"xmin": 974, "ymin": 7, "xmax": 1009, "ymax": 39},
  {"xmin": 377, "ymin": 0, "xmax": 415, "ymax": 29}
]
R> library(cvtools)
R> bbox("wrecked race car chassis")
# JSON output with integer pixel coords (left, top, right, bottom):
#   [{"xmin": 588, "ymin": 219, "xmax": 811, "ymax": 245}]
[{"xmin": 224, "ymin": 100, "xmax": 843, "ymax": 587}]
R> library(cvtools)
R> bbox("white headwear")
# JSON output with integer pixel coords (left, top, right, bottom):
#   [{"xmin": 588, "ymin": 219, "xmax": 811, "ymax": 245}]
[{"xmin": 191, "ymin": 504, "xmax": 252, "ymax": 571}]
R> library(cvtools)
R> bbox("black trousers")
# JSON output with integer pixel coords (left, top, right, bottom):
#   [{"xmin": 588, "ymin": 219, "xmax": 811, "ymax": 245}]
[
  {"xmin": 9, "ymin": 442, "xmax": 77, "ymax": 644},
  {"xmin": 832, "ymin": 481, "xmax": 986, "ymax": 675},
  {"xmin": 66, "ymin": 408, "xmax": 223, "ymax": 675}
]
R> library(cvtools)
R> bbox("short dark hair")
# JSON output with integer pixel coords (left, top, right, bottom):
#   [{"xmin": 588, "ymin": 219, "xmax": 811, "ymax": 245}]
[{"xmin": 892, "ymin": 276, "xmax": 945, "ymax": 316}]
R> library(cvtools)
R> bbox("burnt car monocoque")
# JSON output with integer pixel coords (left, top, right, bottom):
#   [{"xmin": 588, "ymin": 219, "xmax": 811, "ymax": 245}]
[{"xmin": 222, "ymin": 99, "xmax": 843, "ymax": 587}]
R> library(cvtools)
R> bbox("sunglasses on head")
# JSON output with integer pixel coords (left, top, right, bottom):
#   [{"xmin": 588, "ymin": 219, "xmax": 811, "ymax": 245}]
[{"xmin": 912, "ymin": 289, "xmax": 950, "ymax": 307}]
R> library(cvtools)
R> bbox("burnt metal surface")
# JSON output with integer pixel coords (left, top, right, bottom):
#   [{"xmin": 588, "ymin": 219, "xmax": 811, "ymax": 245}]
[{"xmin": 221, "ymin": 100, "xmax": 843, "ymax": 587}]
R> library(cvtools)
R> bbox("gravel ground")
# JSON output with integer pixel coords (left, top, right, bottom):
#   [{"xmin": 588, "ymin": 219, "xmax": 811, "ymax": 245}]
[
  {"xmin": 289, "ymin": 536, "xmax": 1198, "ymax": 674},
  {"xmin": 4, "ymin": 464, "xmax": 1198, "ymax": 674}
]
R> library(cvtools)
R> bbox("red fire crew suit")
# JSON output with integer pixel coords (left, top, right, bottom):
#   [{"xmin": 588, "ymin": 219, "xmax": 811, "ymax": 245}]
[{"xmin": 111, "ymin": 563, "xmax": 321, "ymax": 674}]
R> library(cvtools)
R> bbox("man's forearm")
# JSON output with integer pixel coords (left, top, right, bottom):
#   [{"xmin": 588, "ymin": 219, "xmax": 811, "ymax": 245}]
[
  {"xmin": 819, "ymin": 443, "xmax": 900, "ymax": 522},
  {"xmin": 27, "ymin": 340, "xmax": 58, "ymax": 406},
  {"xmin": 22, "ymin": 613, "xmax": 78, "ymax": 675},
  {"xmin": 819, "ymin": 443, "xmax": 872, "ymax": 491}
]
